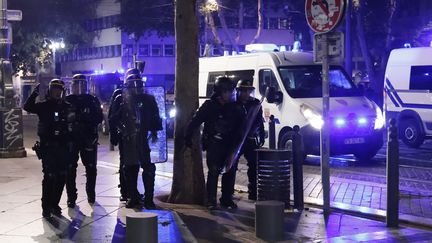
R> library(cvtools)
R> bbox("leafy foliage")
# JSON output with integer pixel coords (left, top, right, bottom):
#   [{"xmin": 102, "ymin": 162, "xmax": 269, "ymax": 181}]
[
  {"xmin": 9, "ymin": 0, "xmax": 97, "ymax": 74},
  {"xmin": 117, "ymin": 0, "xmax": 174, "ymax": 40}
]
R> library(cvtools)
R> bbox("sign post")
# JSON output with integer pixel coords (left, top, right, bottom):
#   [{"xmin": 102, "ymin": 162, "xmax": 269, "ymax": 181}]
[
  {"xmin": 0, "ymin": 0, "xmax": 26, "ymax": 158},
  {"xmin": 305, "ymin": 0, "xmax": 346, "ymax": 214}
]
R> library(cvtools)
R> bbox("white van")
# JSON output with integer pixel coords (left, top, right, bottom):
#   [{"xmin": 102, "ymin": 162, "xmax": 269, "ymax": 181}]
[
  {"xmin": 384, "ymin": 47, "xmax": 432, "ymax": 148},
  {"xmin": 199, "ymin": 49, "xmax": 385, "ymax": 160}
]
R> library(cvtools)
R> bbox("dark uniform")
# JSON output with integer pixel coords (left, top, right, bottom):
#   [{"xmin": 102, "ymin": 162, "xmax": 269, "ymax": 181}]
[
  {"xmin": 235, "ymin": 79, "xmax": 265, "ymax": 200},
  {"xmin": 185, "ymin": 77, "xmax": 245, "ymax": 209},
  {"xmin": 109, "ymin": 73, "xmax": 162, "ymax": 209},
  {"xmin": 108, "ymin": 68, "xmax": 142, "ymax": 202},
  {"xmin": 65, "ymin": 74, "xmax": 103, "ymax": 207},
  {"xmin": 23, "ymin": 79, "xmax": 73, "ymax": 218},
  {"xmin": 108, "ymin": 87, "xmax": 128, "ymax": 201}
]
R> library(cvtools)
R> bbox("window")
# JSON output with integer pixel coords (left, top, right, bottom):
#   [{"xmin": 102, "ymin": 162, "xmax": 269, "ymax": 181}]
[
  {"xmin": 123, "ymin": 44, "xmax": 133, "ymax": 57},
  {"xmin": 278, "ymin": 65, "xmax": 360, "ymax": 98},
  {"xmin": 410, "ymin": 66, "xmax": 432, "ymax": 90},
  {"xmin": 151, "ymin": 44, "xmax": 162, "ymax": 56},
  {"xmin": 138, "ymin": 44, "xmax": 149, "ymax": 56},
  {"xmin": 268, "ymin": 18, "xmax": 278, "ymax": 29},
  {"xmin": 259, "ymin": 69, "xmax": 279, "ymax": 96},
  {"xmin": 206, "ymin": 70, "xmax": 254, "ymax": 97},
  {"xmin": 164, "ymin": 44, "xmax": 174, "ymax": 56},
  {"xmin": 244, "ymin": 17, "xmax": 257, "ymax": 29}
]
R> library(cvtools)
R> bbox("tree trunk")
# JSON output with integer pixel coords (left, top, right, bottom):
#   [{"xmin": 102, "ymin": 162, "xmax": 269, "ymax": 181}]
[
  {"xmin": 206, "ymin": 12, "xmax": 224, "ymax": 55},
  {"xmin": 234, "ymin": 1, "xmax": 244, "ymax": 45},
  {"xmin": 251, "ymin": 0, "xmax": 263, "ymax": 44},
  {"xmin": 168, "ymin": 0, "xmax": 206, "ymax": 205},
  {"xmin": 216, "ymin": 0, "xmax": 239, "ymax": 52},
  {"xmin": 354, "ymin": 2, "xmax": 374, "ymax": 87}
]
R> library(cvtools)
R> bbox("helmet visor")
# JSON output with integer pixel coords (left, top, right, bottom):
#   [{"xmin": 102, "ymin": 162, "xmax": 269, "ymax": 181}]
[{"xmin": 71, "ymin": 80, "xmax": 88, "ymax": 95}]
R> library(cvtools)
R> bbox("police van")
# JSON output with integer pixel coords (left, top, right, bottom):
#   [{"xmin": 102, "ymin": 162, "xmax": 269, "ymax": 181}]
[
  {"xmin": 199, "ymin": 44, "xmax": 385, "ymax": 160},
  {"xmin": 384, "ymin": 47, "xmax": 432, "ymax": 148}
]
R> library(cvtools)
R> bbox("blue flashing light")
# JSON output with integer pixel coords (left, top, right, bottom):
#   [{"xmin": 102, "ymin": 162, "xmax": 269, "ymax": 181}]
[
  {"xmin": 358, "ymin": 117, "xmax": 368, "ymax": 126},
  {"xmin": 335, "ymin": 118, "xmax": 346, "ymax": 127},
  {"xmin": 118, "ymin": 68, "xmax": 125, "ymax": 74},
  {"xmin": 403, "ymin": 42, "xmax": 411, "ymax": 48},
  {"xmin": 142, "ymin": 76, "xmax": 147, "ymax": 82}
]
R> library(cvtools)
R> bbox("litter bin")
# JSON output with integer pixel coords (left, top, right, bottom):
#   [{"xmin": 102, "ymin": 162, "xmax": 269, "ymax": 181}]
[{"xmin": 256, "ymin": 149, "xmax": 291, "ymax": 208}]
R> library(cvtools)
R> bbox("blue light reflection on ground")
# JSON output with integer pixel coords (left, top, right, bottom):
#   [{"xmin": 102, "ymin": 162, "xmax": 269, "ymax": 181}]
[{"xmin": 111, "ymin": 210, "xmax": 184, "ymax": 243}]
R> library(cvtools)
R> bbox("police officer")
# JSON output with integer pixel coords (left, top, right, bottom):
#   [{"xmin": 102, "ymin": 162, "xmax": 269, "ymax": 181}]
[
  {"xmin": 185, "ymin": 77, "xmax": 244, "ymax": 209},
  {"xmin": 108, "ymin": 68, "xmax": 141, "ymax": 202},
  {"xmin": 109, "ymin": 73, "xmax": 162, "ymax": 209},
  {"xmin": 235, "ymin": 79, "xmax": 265, "ymax": 200},
  {"xmin": 24, "ymin": 79, "xmax": 73, "ymax": 218},
  {"xmin": 65, "ymin": 74, "xmax": 103, "ymax": 207}
]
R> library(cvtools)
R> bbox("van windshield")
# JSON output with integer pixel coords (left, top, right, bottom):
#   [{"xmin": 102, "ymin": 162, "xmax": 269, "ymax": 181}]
[{"xmin": 278, "ymin": 65, "xmax": 362, "ymax": 98}]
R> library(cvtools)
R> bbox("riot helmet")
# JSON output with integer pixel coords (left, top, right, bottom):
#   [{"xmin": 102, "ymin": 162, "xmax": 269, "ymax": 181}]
[
  {"xmin": 236, "ymin": 79, "xmax": 255, "ymax": 91},
  {"xmin": 124, "ymin": 68, "xmax": 141, "ymax": 79},
  {"xmin": 124, "ymin": 74, "xmax": 144, "ymax": 95},
  {"xmin": 70, "ymin": 74, "xmax": 88, "ymax": 95},
  {"xmin": 236, "ymin": 79, "xmax": 255, "ymax": 102},
  {"xmin": 213, "ymin": 76, "xmax": 234, "ymax": 94},
  {"xmin": 48, "ymin": 78, "xmax": 65, "ymax": 100}
]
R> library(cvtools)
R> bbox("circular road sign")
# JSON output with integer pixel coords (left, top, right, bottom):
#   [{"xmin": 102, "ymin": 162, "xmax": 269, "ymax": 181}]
[{"xmin": 305, "ymin": 0, "xmax": 346, "ymax": 33}]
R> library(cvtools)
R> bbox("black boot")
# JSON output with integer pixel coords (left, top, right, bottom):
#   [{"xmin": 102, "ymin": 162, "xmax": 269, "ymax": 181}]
[
  {"xmin": 86, "ymin": 164, "xmax": 97, "ymax": 204},
  {"xmin": 143, "ymin": 170, "xmax": 156, "ymax": 209},
  {"xmin": 125, "ymin": 165, "xmax": 141, "ymax": 208},
  {"xmin": 66, "ymin": 163, "xmax": 78, "ymax": 208}
]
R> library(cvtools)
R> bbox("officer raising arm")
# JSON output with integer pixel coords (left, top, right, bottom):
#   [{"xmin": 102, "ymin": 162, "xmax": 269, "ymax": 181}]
[
  {"xmin": 110, "ymin": 73, "xmax": 162, "ymax": 209},
  {"xmin": 65, "ymin": 74, "xmax": 103, "ymax": 208},
  {"xmin": 185, "ymin": 77, "xmax": 245, "ymax": 210},
  {"xmin": 24, "ymin": 79, "xmax": 74, "ymax": 218},
  {"xmin": 235, "ymin": 79, "xmax": 265, "ymax": 200}
]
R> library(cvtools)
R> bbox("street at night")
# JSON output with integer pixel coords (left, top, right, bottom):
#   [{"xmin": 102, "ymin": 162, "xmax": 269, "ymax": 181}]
[{"xmin": 2, "ymin": 0, "xmax": 432, "ymax": 242}]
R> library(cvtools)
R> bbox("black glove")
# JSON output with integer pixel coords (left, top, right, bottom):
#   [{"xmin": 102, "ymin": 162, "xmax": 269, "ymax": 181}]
[
  {"xmin": 258, "ymin": 134, "xmax": 265, "ymax": 147},
  {"xmin": 150, "ymin": 131, "xmax": 158, "ymax": 143}
]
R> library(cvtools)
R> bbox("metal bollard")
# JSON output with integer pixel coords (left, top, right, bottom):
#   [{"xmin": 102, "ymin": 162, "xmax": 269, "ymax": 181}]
[
  {"xmin": 292, "ymin": 125, "xmax": 304, "ymax": 209},
  {"xmin": 255, "ymin": 200, "xmax": 284, "ymax": 241},
  {"xmin": 126, "ymin": 212, "xmax": 158, "ymax": 243},
  {"xmin": 386, "ymin": 118, "xmax": 399, "ymax": 227},
  {"xmin": 269, "ymin": 115, "xmax": 276, "ymax": 149}
]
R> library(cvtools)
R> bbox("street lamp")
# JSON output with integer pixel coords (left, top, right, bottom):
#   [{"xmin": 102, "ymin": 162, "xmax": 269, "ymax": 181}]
[{"xmin": 46, "ymin": 38, "xmax": 65, "ymax": 75}]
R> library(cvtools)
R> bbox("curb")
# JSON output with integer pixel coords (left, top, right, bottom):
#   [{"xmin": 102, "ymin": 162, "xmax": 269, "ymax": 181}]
[{"xmin": 172, "ymin": 212, "xmax": 198, "ymax": 243}]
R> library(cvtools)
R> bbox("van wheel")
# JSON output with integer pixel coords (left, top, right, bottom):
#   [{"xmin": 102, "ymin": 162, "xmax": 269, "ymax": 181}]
[
  {"xmin": 277, "ymin": 132, "xmax": 292, "ymax": 151},
  {"xmin": 400, "ymin": 119, "xmax": 424, "ymax": 148},
  {"xmin": 278, "ymin": 132, "xmax": 307, "ymax": 160}
]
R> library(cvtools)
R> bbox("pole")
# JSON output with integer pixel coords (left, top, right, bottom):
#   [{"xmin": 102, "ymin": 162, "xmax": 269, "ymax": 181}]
[
  {"xmin": 0, "ymin": 0, "xmax": 26, "ymax": 158},
  {"xmin": 344, "ymin": 0, "xmax": 352, "ymax": 77},
  {"xmin": 386, "ymin": 118, "xmax": 399, "ymax": 227},
  {"xmin": 269, "ymin": 115, "xmax": 276, "ymax": 149},
  {"xmin": 321, "ymin": 34, "xmax": 331, "ymax": 213},
  {"xmin": 292, "ymin": 125, "xmax": 304, "ymax": 209}
]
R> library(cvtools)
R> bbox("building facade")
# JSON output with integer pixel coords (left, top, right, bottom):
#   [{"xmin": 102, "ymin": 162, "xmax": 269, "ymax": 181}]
[{"xmin": 59, "ymin": 0, "xmax": 295, "ymax": 93}]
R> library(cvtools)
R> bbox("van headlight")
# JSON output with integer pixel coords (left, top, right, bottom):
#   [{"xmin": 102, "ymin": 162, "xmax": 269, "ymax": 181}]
[
  {"xmin": 374, "ymin": 106, "xmax": 384, "ymax": 130},
  {"xmin": 301, "ymin": 105, "xmax": 323, "ymax": 130}
]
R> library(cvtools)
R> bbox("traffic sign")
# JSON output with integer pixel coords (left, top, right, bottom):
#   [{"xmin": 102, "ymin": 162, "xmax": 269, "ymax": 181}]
[
  {"xmin": 305, "ymin": 0, "xmax": 345, "ymax": 33},
  {"xmin": 7, "ymin": 10, "xmax": 22, "ymax": 21}
]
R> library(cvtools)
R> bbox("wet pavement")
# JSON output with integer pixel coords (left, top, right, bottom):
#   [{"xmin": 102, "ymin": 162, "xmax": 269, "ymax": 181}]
[{"xmin": 1, "ymin": 147, "xmax": 432, "ymax": 242}]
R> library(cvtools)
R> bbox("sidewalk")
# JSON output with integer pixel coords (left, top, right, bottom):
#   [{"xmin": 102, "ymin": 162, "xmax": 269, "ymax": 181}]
[{"xmin": 0, "ymin": 147, "xmax": 432, "ymax": 242}]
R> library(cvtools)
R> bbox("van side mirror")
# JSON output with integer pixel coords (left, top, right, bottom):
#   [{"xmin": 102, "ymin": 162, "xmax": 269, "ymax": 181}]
[{"xmin": 265, "ymin": 86, "xmax": 283, "ymax": 104}]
